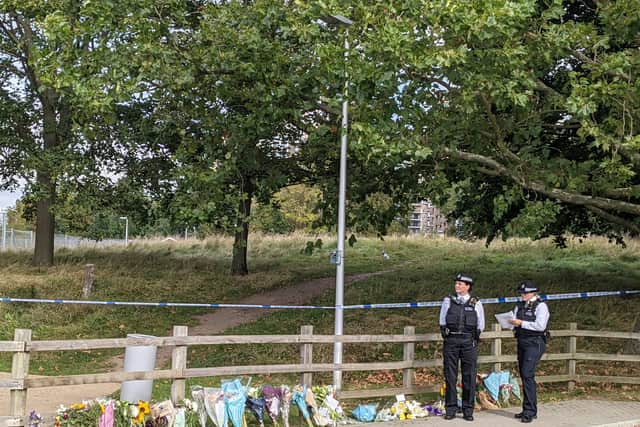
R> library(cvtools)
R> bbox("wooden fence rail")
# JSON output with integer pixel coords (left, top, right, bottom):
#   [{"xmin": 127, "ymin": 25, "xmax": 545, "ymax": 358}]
[{"xmin": 1, "ymin": 322, "xmax": 639, "ymax": 427}]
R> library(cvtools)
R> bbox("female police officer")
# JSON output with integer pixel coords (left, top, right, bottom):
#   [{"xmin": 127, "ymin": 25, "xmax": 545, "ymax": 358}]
[
  {"xmin": 509, "ymin": 280, "xmax": 550, "ymax": 423},
  {"xmin": 439, "ymin": 273, "xmax": 485, "ymax": 421}
]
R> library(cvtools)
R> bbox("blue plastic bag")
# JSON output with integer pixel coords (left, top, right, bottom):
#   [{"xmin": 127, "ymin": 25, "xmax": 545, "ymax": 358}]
[{"xmin": 352, "ymin": 404, "xmax": 377, "ymax": 422}]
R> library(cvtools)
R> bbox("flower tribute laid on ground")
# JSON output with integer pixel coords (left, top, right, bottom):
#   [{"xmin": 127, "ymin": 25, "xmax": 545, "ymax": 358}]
[{"xmin": 30, "ymin": 372, "xmax": 519, "ymax": 426}]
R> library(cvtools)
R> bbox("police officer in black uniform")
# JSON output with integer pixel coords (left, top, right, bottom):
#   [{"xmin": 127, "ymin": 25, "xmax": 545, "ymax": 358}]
[
  {"xmin": 439, "ymin": 273, "xmax": 485, "ymax": 421},
  {"xmin": 509, "ymin": 280, "xmax": 550, "ymax": 423}
]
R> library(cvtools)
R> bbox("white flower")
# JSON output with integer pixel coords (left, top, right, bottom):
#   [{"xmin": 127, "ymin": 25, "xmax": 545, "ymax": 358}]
[
  {"xmin": 130, "ymin": 404, "xmax": 140, "ymax": 418},
  {"xmin": 183, "ymin": 398, "xmax": 198, "ymax": 411}
]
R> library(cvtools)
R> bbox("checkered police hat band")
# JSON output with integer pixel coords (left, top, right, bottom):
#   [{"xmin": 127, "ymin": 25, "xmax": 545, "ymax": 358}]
[{"xmin": 456, "ymin": 275, "xmax": 473, "ymax": 284}]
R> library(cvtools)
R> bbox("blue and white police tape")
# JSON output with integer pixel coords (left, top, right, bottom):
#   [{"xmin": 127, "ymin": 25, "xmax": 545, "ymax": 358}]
[{"xmin": 0, "ymin": 289, "xmax": 638, "ymax": 310}]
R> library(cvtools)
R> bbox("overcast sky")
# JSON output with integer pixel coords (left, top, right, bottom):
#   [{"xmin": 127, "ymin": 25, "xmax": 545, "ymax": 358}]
[{"xmin": 0, "ymin": 190, "xmax": 22, "ymax": 209}]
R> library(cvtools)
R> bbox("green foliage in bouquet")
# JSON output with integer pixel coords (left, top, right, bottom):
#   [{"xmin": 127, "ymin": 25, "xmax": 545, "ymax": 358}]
[{"xmin": 55, "ymin": 402, "xmax": 103, "ymax": 426}]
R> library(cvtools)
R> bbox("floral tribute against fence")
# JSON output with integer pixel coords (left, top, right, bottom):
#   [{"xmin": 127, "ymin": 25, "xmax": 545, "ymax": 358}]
[{"xmin": 31, "ymin": 372, "xmax": 520, "ymax": 427}]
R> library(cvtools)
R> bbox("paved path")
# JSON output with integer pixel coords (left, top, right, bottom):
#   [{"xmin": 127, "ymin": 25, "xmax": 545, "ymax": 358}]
[
  {"xmin": 375, "ymin": 400, "xmax": 640, "ymax": 427},
  {"xmin": 3, "ymin": 391, "xmax": 640, "ymax": 426},
  {"xmin": 0, "ymin": 372, "xmax": 119, "ymax": 416}
]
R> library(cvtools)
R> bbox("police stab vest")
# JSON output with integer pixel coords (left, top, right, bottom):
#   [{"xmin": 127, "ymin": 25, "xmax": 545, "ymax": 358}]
[
  {"xmin": 515, "ymin": 300, "xmax": 546, "ymax": 338},
  {"xmin": 445, "ymin": 295, "xmax": 478, "ymax": 333}
]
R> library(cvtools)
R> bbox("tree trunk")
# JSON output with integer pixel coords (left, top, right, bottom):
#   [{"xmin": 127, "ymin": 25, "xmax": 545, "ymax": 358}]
[
  {"xmin": 32, "ymin": 171, "xmax": 55, "ymax": 266},
  {"xmin": 231, "ymin": 181, "xmax": 254, "ymax": 276},
  {"xmin": 32, "ymin": 89, "xmax": 59, "ymax": 266}
]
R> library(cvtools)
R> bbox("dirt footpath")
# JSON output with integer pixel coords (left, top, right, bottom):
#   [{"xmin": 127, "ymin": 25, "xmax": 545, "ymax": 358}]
[{"xmin": 0, "ymin": 270, "xmax": 390, "ymax": 416}]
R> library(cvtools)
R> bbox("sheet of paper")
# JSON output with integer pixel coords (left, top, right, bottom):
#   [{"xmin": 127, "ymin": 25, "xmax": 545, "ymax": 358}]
[
  {"xmin": 324, "ymin": 395, "xmax": 339, "ymax": 411},
  {"xmin": 495, "ymin": 311, "xmax": 515, "ymax": 329}
]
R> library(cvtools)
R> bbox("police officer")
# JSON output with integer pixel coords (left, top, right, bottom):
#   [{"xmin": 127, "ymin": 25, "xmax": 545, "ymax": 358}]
[
  {"xmin": 439, "ymin": 273, "xmax": 485, "ymax": 421},
  {"xmin": 509, "ymin": 280, "xmax": 550, "ymax": 423}
]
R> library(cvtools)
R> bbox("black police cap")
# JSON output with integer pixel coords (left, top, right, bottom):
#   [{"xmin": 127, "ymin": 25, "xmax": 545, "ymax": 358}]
[
  {"xmin": 517, "ymin": 280, "xmax": 539, "ymax": 293},
  {"xmin": 455, "ymin": 273, "xmax": 474, "ymax": 286}
]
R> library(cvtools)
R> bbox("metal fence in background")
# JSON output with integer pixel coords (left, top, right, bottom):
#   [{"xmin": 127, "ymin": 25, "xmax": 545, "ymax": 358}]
[{"xmin": 1, "ymin": 227, "xmax": 125, "ymax": 251}]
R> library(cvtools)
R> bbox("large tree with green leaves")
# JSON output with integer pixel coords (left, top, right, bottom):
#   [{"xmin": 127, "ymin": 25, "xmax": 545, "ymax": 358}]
[
  {"xmin": 149, "ymin": 0, "xmax": 344, "ymax": 275},
  {"xmin": 305, "ymin": 0, "xmax": 640, "ymax": 243},
  {"xmin": 0, "ymin": 0, "xmax": 171, "ymax": 264}
]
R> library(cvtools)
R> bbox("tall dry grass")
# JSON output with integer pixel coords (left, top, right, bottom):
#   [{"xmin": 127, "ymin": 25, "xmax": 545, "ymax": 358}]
[{"xmin": 1, "ymin": 233, "xmax": 639, "ymax": 378}]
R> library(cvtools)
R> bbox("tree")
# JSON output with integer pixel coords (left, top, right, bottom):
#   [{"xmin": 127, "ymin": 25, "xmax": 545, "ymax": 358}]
[
  {"xmin": 276, "ymin": 184, "xmax": 323, "ymax": 232},
  {"xmin": 154, "ymin": 0, "xmax": 336, "ymax": 274},
  {"xmin": 5, "ymin": 200, "xmax": 32, "ymax": 230},
  {"xmin": 0, "ymin": 0, "xmax": 168, "ymax": 264},
  {"xmin": 306, "ymin": 0, "xmax": 640, "ymax": 243}
]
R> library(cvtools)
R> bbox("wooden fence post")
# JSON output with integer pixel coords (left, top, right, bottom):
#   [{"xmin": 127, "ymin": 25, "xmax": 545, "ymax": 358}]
[
  {"xmin": 300, "ymin": 325, "xmax": 313, "ymax": 387},
  {"xmin": 567, "ymin": 322, "xmax": 577, "ymax": 391},
  {"xmin": 82, "ymin": 264, "xmax": 95, "ymax": 299},
  {"xmin": 403, "ymin": 326, "xmax": 415, "ymax": 390},
  {"xmin": 491, "ymin": 323, "xmax": 502, "ymax": 372},
  {"xmin": 9, "ymin": 329, "xmax": 32, "ymax": 427},
  {"xmin": 171, "ymin": 326, "xmax": 188, "ymax": 405}
]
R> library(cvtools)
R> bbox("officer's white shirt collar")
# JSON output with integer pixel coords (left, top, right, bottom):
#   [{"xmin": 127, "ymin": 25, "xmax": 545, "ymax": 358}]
[{"xmin": 455, "ymin": 293, "xmax": 471, "ymax": 303}]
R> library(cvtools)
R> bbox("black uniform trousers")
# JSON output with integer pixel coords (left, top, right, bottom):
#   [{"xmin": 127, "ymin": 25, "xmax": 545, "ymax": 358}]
[
  {"xmin": 517, "ymin": 335, "xmax": 546, "ymax": 417},
  {"xmin": 443, "ymin": 335, "xmax": 478, "ymax": 416}
]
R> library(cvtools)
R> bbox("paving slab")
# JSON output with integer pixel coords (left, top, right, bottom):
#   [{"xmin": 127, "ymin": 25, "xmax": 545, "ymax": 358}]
[
  {"xmin": 373, "ymin": 400, "xmax": 640, "ymax": 427},
  {"xmin": 2, "ymin": 377, "xmax": 639, "ymax": 427}
]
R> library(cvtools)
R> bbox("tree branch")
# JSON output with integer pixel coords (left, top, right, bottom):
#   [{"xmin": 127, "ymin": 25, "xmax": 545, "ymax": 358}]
[
  {"xmin": 586, "ymin": 206, "xmax": 640, "ymax": 235},
  {"xmin": 602, "ymin": 185, "xmax": 640, "ymax": 199},
  {"xmin": 442, "ymin": 147, "xmax": 640, "ymax": 216},
  {"xmin": 573, "ymin": 49, "xmax": 631, "ymax": 81},
  {"xmin": 404, "ymin": 68, "xmax": 453, "ymax": 91},
  {"xmin": 535, "ymin": 79, "xmax": 562, "ymax": 97}
]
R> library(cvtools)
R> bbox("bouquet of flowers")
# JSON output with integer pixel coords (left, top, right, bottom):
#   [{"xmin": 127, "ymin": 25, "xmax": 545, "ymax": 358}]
[
  {"xmin": 55, "ymin": 399, "xmax": 149, "ymax": 427},
  {"xmin": 191, "ymin": 387, "xmax": 211, "ymax": 427},
  {"xmin": 246, "ymin": 387, "xmax": 266, "ymax": 427},
  {"xmin": 28, "ymin": 410, "xmax": 44, "ymax": 427},
  {"xmin": 203, "ymin": 388, "xmax": 228, "ymax": 427},
  {"xmin": 261, "ymin": 385, "xmax": 281, "ymax": 426},
  {"xmin": 222, "ymin": 378, "xmax": 251, "ymax": 427},
  {"xmin": 423, "ymin": 400, "xmax": 444, "ymax": 417},
  {"xmin": 311, "ymin": 385, "xmax": 346, "ymax": 425},
  {"xmin": 374, "ymin": 403, "xmax": 396, "ymax": 423},
  {"xmin": 291, "ymin": 385, "xmax": 313, "ymax": 427},
  {"xmin": 52, "ymin": 398, "xmax": 205, "ymax": 427},
  {"xmin": 280, "ymin": 385, "xmax": 292, "ymax": 427}
]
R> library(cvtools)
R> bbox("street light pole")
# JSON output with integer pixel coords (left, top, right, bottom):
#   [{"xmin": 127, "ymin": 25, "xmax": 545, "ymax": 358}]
[
  {"xmin": 1, "ymin": 208, "xmax": 7, "ymax": 251},
  {"xmin": 119, "ymin": 216, "xmax": 128, "ymax": 246},
  {"xmin": 320, "ymin": 14, "xmax": 353, "ymax": 391}
]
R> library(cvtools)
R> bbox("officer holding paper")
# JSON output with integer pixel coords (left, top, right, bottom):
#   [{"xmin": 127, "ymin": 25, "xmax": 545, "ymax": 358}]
[
  {"xmin": 509, "ymin": 280, "xmax": 550, "ymax": 423},
  {"xmin": 439, "ymin": 273, "xmax": 485, "ymax": 421}
]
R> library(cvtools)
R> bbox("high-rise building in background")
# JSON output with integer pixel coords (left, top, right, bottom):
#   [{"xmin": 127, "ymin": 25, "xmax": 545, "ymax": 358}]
[{"xmin": 408, "ymin": 200, "xmax": 448, "ymax": 234}]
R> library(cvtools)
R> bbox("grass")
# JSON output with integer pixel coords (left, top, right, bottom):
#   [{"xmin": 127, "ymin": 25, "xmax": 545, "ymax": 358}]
[{"xmin": 1, "ymin": 233, "xmax": 639, "ymax": 405}]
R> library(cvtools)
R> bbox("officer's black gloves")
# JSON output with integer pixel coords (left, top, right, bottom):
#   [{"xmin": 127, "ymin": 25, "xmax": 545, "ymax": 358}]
[
  {"xmin": 440, "ymin": 326, "xmax": 448, "ymax": 339},
  {"xmin": 474, "ymin": 329, "xmax": 481, "ymax": 343}
]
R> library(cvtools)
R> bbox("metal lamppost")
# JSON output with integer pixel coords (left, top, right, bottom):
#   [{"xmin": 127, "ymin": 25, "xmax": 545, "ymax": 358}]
[
  {"xmin": 119, "ymin": 216, "xmax": 129, "ymax": 246},
  {"xmin": 1, "ymin": 208, "xmax": 6, "ymax": 251},
  {"xmin": 320, "ymin": 14, "xmax": 353, "ymax": 391}
]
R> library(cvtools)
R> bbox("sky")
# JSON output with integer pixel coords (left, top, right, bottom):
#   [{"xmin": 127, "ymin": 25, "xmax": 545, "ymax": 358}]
[{"xmin": 0, "ymin": 189, "xmax": 22, "ymax": 209}]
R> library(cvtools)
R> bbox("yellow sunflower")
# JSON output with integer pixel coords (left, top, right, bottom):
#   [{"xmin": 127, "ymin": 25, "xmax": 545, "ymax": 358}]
[
  {"xmin": 138, "ymin": 400, "xmax": 151, "ymax": 415},
  {"xmin": 131, "ymin": 400, "xmax": 151, "ymax": 423}
]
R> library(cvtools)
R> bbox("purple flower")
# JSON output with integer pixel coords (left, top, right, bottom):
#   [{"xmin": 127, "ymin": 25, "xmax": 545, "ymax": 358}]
[{"xmin": 28, "ymin": 410, "xmax": 43, "ymax": 427}]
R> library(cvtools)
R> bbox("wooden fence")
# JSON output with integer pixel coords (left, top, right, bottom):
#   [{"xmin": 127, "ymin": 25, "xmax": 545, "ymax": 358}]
[{"xmin": 1, "ymin": 322, "xmax": 639, "ymax": 426}]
